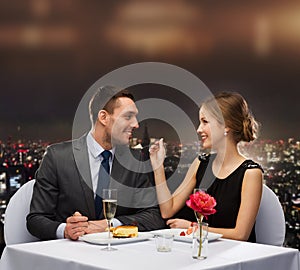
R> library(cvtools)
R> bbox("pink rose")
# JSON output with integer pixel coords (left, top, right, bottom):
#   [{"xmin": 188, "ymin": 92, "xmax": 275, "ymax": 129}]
[{"xmin": 186, "ymin": 191, "xmax": 217, "ymax": 219}]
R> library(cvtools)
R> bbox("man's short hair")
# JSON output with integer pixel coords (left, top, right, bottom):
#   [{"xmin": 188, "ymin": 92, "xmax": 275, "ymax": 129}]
[{"xmin": 89, "ymin": 85, "xmax": 135, "ymax": 126}]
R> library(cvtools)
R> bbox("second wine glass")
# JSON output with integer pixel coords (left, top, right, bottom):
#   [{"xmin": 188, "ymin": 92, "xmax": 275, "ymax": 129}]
[{"xmin": 102, "ymin": 188, "xmax": 117, "ymax": 251}]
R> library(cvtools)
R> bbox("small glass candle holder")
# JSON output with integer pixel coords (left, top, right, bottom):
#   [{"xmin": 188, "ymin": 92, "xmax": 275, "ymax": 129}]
[{"xmin": 155, "ymin": 233, "xmax": 174, "ymax": 252}]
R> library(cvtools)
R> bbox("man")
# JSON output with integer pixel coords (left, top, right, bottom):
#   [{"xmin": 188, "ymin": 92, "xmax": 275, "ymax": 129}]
[{"xmin": 27, "ymin": 85, "xmax": 165, "ymax": 240}]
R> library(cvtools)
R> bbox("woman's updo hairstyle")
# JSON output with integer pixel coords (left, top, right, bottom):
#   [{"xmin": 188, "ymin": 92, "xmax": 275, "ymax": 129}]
[{"xmin": 202, "ymin": 91, "xmax": 259, "ymax": 143}]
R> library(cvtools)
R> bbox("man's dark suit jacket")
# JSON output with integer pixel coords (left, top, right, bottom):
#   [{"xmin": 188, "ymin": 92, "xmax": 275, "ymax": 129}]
[{"xmin": 26, "ymin": 135, "xmax": 165, "ymax": 240}]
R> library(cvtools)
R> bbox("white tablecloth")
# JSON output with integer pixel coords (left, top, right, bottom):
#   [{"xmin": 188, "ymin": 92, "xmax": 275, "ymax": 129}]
[{"xmin": 1, "ymin": 237, "xmax": 299, "ymax": 270}]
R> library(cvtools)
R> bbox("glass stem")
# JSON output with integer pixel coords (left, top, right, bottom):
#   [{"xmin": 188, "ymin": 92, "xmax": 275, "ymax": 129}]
[{"xmin": 107, "ymin": 220, "xmax": 111, "ymax": 250}]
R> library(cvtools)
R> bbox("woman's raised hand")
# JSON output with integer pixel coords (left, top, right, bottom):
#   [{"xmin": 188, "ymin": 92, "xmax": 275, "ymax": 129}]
[{"xmin": 149, "ymin": 138, "xmax": 165, "ymax": 171}]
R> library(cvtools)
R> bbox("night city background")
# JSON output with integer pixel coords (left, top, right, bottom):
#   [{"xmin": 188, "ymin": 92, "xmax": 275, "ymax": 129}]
[{"xmin": 0, "ymin": 0, "xmax": 299, "ymax": 254}]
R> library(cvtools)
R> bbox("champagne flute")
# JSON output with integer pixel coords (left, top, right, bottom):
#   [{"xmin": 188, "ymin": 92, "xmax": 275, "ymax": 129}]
[{"xmin": 102, "ymin": 189, "xmax": 117, "ymax": 251}]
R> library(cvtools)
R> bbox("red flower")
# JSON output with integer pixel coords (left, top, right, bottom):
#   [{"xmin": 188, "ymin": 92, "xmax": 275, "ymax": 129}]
[{"xmin": 186, "ymin": 191, "xmax": 217, "ymax": 219}]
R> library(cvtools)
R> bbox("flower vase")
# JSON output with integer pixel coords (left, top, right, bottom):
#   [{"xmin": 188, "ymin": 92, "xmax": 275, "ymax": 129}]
[
  {"xmin": 186, "ymin": 191, "xmax": 216, "ymax": 259},
  {"xmin": 192, "ymin": 221, "xmax": 208, "ymax": 260}
]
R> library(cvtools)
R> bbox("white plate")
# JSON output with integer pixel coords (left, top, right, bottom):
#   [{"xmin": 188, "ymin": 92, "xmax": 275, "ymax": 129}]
[
  {"xmin": 79, "ymin": 232, "xmax": 153, "ymax": 245},
  {"xmin": 150, "ymin": 228, "xmax": 222, "ymax": 243}
]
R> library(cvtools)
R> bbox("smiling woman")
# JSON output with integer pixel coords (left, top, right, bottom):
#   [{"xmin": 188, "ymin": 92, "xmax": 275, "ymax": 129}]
[{"xmin": 150, "ymin": 91, "xmax": 264, "ymax": 243}]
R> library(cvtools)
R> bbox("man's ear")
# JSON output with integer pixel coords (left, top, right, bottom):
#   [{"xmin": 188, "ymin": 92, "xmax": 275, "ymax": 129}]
[{"xmin": 97, "ymin": 110, "xmax": 110, "ymax": 125}]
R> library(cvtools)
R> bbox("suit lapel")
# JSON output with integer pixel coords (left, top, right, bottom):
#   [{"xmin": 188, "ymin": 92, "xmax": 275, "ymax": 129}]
[
  {"xmin": 110, "ymin": 146, "xmax": 142, "ymax": 210},
  {"xmin": 73, "ymin": 135, "xmax": 96, "ymax": 219},
  {"xmin": 110, "ymin": 146, "xmax": 129, "ymax": 187}
]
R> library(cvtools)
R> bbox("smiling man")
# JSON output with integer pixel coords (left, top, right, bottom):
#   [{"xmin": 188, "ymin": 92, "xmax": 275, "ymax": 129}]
[{"xmin": 27, "ymin": 85, "xmax": 165, "ymax": 241}]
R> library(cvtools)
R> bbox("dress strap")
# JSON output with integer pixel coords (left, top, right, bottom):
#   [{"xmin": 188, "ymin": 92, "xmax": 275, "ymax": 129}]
[
  {"xmin": 198, "ymin": 153, "xmax": 210, "ymax": 162},
  {"xmin": 242, "ymin": 160, "xmax": 264, "ymax": 173}
]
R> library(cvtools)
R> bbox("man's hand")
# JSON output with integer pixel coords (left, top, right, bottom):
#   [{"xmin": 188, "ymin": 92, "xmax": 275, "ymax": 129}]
[
  {"xmin": 64, "ymin": 211, "xmax": 88, "ymax": 240},
  {"xmin": 85, "ymin": 219, "xmax": 108, "ymax": 234}
]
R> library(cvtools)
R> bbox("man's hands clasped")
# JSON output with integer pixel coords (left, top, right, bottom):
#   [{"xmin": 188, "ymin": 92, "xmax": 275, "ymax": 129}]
[{"xmin": 64, "ymin": 211, "xmax": 108, "ymax": 240}]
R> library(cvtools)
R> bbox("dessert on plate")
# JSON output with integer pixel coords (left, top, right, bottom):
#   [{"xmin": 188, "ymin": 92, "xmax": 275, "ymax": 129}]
[{"xmin": 112, "ymin": 225, "xmax": 138, "ymax": 238}]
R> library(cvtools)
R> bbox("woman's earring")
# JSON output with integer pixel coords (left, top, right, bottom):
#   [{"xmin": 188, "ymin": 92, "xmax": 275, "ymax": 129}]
[{"xmin": 224, "ymin": 131, "xmax": 228, "ymax": 136}]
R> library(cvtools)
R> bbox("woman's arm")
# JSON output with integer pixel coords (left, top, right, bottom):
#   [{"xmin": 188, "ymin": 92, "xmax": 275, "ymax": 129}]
[
  {"xmin": 149, "ymin": 139, "xmax": 199, "ymax": 219},
  {"xmin": 208, "ymin": 168, "xmax": 263, "ymax": 241}
]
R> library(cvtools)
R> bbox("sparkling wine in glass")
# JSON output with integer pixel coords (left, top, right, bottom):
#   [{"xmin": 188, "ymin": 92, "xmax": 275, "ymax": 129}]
[{"xmin": 102, "ymin": 189, "xmax": 117, "ymax": 251}]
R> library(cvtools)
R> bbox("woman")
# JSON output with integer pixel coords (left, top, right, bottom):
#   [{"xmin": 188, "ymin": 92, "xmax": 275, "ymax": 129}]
[{"xmin": 150, "ymin": 91, "xmax": 263, "ymax": 242}]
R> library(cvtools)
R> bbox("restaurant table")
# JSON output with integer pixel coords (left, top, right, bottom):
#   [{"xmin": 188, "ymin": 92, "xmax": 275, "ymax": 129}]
[{"xmin": 0, "ymin": 236, "xmax": 299, "ymax": 270}]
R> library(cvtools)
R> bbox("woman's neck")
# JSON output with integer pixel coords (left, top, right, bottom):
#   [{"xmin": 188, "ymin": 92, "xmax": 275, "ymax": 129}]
[{"xmin": 212, "ymin": 141, "xmax": 245, "ymax": 178}]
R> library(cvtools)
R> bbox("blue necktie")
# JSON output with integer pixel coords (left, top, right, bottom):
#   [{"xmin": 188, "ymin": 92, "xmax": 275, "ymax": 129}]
[{"xmin": 94, "ymin": 150, "xmax": 111, "ymax": 219}]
